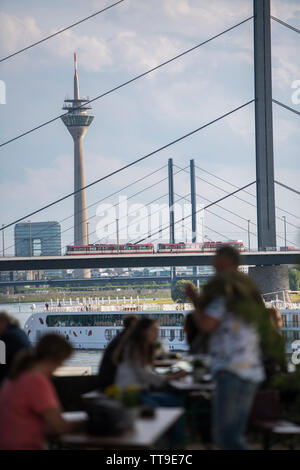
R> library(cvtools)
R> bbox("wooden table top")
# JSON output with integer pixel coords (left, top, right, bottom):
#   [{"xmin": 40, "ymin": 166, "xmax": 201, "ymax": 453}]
[{"xmin": 57, "ymin": 407, "xmax": 184, "ymax": 449}]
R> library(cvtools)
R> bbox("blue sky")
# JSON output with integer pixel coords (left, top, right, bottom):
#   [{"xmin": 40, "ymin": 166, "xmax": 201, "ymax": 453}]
[{"xmin": 0, "ymin": 0, "xmax": 299, "ymax": 253}]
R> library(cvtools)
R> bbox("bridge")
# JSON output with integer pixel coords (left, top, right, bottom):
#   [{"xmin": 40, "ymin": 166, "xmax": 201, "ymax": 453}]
[{"xmin": 0, "ymin": 251, "xmax": 299, "ymax": 271}]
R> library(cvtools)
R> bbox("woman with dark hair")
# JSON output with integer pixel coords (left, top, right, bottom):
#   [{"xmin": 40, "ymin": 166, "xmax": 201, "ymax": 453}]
[
  {"xmin": 114, "ymin": 317, "xmax": 185, "ymax": 389},
  {"xmin": 114, "ymin": 318, "xmax": 186, "ymax": 447},
  {"xmin": 0, "ymin": 333, "xmax": 80, "ymax": 450}
]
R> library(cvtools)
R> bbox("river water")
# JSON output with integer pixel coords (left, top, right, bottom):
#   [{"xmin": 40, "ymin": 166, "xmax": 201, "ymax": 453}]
[{"xmin": 1, "ymin": 302, "xmax": 103, "ymax": 374}]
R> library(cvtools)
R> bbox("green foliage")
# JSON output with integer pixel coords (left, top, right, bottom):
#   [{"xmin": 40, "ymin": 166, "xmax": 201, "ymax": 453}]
[
  {"xmin": 171, "ymin": 280, "xmax": 195, "ymax": 303},
  {"xmin": 105, "ymin": 384, "xmax": 141, "ymax": 408},
  {"xmin": 198, "ymin": 271, "xmax": 287, "ymax": 371},
  {"xmin": 121, "ymin": 385, "xmax": 141, "ymax": 408},
  {"xmin": 289, "ymin": 268, "xmax": 300, "ymax": 291}
]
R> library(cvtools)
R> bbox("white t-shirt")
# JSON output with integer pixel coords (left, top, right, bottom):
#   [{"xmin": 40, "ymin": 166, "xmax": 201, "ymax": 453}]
[
  {"xmin": 115, "ymin": 360, "xmax": 166, "ymax": 390},
  {"xmin": 115, "ymin": 345, "xmax": 166, "ymax": 390},
  {"xmin": 204, "ymin": 296, "xmax": 265, "ymax": 383}
]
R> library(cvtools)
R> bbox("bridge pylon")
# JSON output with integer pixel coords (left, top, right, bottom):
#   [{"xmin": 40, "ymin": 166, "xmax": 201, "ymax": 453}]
[{"xmin": 254, "ymin": 0, "xmax": 276, "ymax": 250}]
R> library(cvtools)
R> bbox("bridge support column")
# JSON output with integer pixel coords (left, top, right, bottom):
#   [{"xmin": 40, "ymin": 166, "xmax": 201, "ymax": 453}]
[
  {"xmin": 168, "ymin": 159, "xmax": 176, "ymax": 282},
  {"xmin": 254, "ymin": 0, "xmax": 277, "ymax": 249},
  {"xmin": 248, "ymin": 265, "xmax": 289, "ymax": 301},
  {"xmin": 190, "ymin": 159, "xmax": 197, "ymax": 279},
  {"xmin": 170, "ymin": 275, "xmax": 177, "ymax": 292}
]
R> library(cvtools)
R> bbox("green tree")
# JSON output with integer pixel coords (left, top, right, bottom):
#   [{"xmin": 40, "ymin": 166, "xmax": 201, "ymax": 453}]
[
  {"xmin": 171, "ymin": 280, "xmax": 195, "ymax": 303},
  {"xmin": 289, "ymin": 268, "xmax": 300, "ymax": 291}
]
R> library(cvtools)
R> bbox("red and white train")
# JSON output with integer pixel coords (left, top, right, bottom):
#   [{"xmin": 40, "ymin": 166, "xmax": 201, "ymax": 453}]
[
  {"xmin": 66, "ymin": 243, "xmax": 154, "ymax": 255},
  {"xmin": 66, "ymin": 240, "xmax": 245, "ymax": 255},
  {"xmin": 157, "ymin": 241, "xmax": 244, "ymax": 253}
]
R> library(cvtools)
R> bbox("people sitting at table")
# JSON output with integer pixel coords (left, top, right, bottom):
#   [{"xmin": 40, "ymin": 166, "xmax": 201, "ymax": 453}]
[
  {"xmin": 0, "ymin": 333, "xmax": 82, "ymax": 450},
  {"xmin": 97, "ymin": 314, "xmax": 138, "ymax": 390},
  {"xmin": 0, "ymin": 311, "xmax": 31, "ymax": 385}
]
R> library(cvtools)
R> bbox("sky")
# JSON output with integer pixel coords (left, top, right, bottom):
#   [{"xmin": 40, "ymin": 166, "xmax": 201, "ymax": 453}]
[{"xmin": 0, "ymin": 0, "xmax": 299, "ymax": 254}]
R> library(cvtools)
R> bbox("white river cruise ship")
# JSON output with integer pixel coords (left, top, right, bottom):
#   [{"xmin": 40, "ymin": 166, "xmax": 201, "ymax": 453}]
[
  {"xmin": 24, "ymin": 299, "xmax": 191, "ymax": 351},
  {"xmin": 24, "ymin": 296, "xmax": 300, "ymax": 353}
]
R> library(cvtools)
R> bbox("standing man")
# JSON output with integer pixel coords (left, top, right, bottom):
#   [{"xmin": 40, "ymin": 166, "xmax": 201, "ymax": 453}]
[{"xmin": 186, "ymin": 246, "xmax": 265, "ymax": 450}]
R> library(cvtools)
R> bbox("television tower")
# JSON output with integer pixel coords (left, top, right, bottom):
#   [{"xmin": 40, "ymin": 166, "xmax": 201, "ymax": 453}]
[{"xmin": 61, "ymin": 53, "xmax": 94, "ymax": 278}]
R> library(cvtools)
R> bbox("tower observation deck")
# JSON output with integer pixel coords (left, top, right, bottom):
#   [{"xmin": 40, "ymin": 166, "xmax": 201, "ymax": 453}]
[{"xmin": 61, "ymin": 53, "xmax": 94, "ymax": 278}]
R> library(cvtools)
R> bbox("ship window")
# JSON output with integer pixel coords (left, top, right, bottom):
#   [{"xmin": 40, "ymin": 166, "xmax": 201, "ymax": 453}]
[
  {"xmin": 105, "ymin": 329, "xmax": 112, "ymax": 340},
  {"xmin": 293, "ymin": 331, "xmax": 300, "ymax": 341},
  {"xmin": 282, "ymin": 331, "xmax": 288, "ymax": 340},
  {"xmin": 147, "ymin": 313, "xmax": 184, "ymax": 327},
  {"xmin": 45, "ymin": 313, "xmax": 184, "ymax": 328}
]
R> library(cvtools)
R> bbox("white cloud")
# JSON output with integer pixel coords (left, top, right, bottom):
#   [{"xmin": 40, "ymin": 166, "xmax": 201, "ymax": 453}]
[
  {"xmin": 0, "ymin": 11, "xmax": 113, "ymax": 72},
  {"xmin": 273, "ymin": 55, "xmax": 300, "ymax": 93},
  {"xmin": 273, "ymin": 114, "xmax": 299, "ymax": 144},
  {"xmin": 112, "ymin": 30, "xmax": 189, "ymax": 76},
  {"xmin": 163, "ymin": 0, "xmax": 252, "ymax": 35},
  {"xmin": 271, "ymin": 0, "xmax": 300, "ymax": 22},
  {"xmin": 0, "ymin": 12, "xmax": 41, "ymax": 55},
  {"xmin": 49, "ymin": 29, "xmax": 113, "ymax": 72},
  {"xmin": 1, "ymin": 153, "xmax": 73, "ymax": 218}
]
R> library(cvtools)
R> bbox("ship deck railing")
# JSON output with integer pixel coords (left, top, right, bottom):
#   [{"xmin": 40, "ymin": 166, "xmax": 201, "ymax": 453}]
[
  {"xmin": 265, "ymin": 301, "xmax": 300, "ymax": 310},
  {"xmin": 41, "ymin": 303, "xmax": 192, "ymax": 313}
]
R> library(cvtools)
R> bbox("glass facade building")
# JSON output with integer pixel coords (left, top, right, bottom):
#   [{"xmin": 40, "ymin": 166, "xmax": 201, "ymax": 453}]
[{"xmin": 14, "ymin": 222, "xmax": 61, "ymax": 256}]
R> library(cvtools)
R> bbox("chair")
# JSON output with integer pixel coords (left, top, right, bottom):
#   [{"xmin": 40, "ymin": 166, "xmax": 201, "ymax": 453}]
[
  {"xmin": 52, "ymin": 375, "xmax": 99, "ymax": 411},
  {"xmin": 250, "ymin": 389, "xmax": 300, "ymax": 449}
]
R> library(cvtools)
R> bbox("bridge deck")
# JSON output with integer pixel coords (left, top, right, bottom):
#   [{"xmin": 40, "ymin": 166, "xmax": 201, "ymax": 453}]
[{"xmin": 0, "ymin": 251, "xmax": 299, "ymax": 271}]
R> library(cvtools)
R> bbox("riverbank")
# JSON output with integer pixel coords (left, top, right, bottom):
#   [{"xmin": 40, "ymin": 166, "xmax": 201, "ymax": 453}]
[
  {"xmin": 0, "ymin": 290, "xmax": 173, "ymax": 305},
  {"xmin": 291, "ymin": 294, "xmax": 300, "ymax": 302},
  {"xmin": 0, "ymin": 285, "xmax": 172, "ymax": 304}
]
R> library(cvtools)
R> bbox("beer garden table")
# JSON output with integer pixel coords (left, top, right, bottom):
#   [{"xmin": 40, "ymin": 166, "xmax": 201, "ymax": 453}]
[{"xmin": 52, "ymin": 408, "xmax": 184, "ymax": 450}]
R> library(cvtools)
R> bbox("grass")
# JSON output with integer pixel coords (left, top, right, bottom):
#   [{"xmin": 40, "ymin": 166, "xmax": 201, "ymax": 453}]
[{"xmin": 291, "ymin": 294, "xmax": 300, "ymax": 302}]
